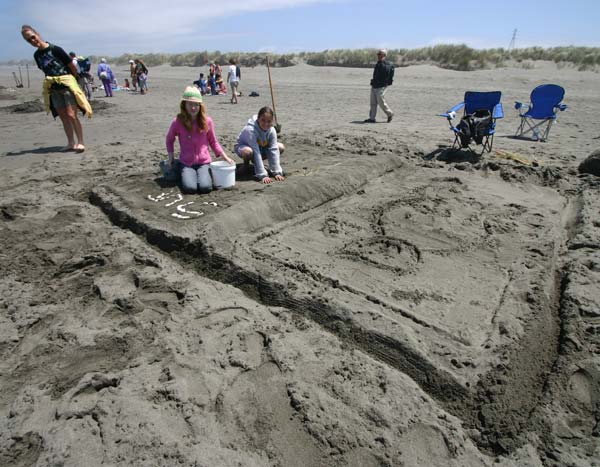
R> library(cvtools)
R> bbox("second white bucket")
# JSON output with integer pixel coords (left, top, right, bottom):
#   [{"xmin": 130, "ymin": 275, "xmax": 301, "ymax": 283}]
[{"xmin": 210, "ymin": 161, "xmax": 236, "ymax": 189}]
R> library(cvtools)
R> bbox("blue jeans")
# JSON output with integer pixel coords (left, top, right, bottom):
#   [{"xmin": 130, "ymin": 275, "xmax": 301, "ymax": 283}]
[{"xmin": 181, "ymin": 164, "xmax": 212, "ymax": 194}]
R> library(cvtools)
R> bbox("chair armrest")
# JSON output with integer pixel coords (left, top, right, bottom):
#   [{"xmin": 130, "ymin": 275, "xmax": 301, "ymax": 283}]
[
  {"xmin": 514, "ymin": 101, "xmax": 530, "ymax": 112},
  {"xmin": 493, "ymin": 102, "xmax": 504, "ymax": 119},
  {"xmin": 448, "ymin": 102, "xmax": 465, "ymax": 114},
  {"xmin": 439, "ymin": 102, "xmax": 464, "ymax": 119},
  {"xmin": 438, "ymin": 111, "xmax": 458, "ymax": 119}
]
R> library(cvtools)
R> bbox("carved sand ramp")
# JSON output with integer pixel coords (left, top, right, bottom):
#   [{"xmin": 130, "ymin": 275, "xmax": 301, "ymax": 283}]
[{"xmin": 91, "ymin": 145, "xmax": 567, "ymax": 451}]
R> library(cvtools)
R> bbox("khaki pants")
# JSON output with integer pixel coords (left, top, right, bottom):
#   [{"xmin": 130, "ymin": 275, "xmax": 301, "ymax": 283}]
[{"xmin": 369, "ymin": 86, "xmax": 393, "ymax": 121}]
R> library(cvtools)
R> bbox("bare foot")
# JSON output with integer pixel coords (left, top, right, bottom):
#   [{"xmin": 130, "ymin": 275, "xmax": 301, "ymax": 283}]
[{"xmin": 74, "ymin": 143, "xmax": 85, "ymax": 153}]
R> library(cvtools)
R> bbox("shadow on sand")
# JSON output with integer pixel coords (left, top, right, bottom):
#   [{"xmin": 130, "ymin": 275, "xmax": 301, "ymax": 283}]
[
  {"xmin": 152, "ymin": 177, "xmax": 179, "ymax": 189},
  {"xmin": 424, "ymin": 147, "xmax": 481, "ymax": 164},
  {"xmin": 4, "ymin": 146, "xmax": 68, "ymax": 157},
  {"xmin": 350, "ymin": 120, "xmax": 385, "ymax": 125},
  {"xmin": 498, "ymin": 134, "xmax": 539, "ymax": 143}
]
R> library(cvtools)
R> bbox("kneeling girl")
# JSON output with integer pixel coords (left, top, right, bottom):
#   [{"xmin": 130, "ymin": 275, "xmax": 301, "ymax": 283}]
[
  {"xmin": 165, "ymin": 86, "xmax": 234, "ymax": 193},
  {"xmin": 235, "ymin": 106, "xmax": 285, "ymax": 184}
]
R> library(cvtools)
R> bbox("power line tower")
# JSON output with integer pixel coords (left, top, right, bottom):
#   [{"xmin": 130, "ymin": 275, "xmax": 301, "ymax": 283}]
[{"xmin": 508, "ymin": 29, "xmax": 517, "ymax": 51}]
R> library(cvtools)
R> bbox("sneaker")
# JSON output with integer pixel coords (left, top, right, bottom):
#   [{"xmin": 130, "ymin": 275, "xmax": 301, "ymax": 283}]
[
  {"xmin": 363, "ymin": 118, "xmax": 376, "ymax": 123},
  {"xmin": 387, "ymin": 114, "xmax": 394, "ymax": 123}
]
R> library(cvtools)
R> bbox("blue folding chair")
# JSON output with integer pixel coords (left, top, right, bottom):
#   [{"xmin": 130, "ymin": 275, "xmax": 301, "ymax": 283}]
[
  {"xmin": 439, "ymin": 91, "xmax": 503, "ymax": 154},
  {"xmin": 514, "ymin": 84, "xmax": 567, "ymax": 141}
]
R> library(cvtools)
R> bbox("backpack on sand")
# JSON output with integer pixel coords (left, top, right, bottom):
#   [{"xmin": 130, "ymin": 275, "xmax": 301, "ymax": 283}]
[{"xmin": 457, "ymin": 109, "xmax": 492, "ymax": 147}]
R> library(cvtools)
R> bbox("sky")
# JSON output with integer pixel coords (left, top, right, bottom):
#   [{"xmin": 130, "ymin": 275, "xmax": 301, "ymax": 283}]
[{"xmin": 1, "ymin": 0, "xmax": 598, "ymax": 61}]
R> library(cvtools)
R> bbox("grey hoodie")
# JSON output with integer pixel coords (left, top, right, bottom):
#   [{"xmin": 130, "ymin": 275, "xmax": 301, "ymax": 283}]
[{"xmin": 236, "ymin": 115, "xmax": 282, "ymax": 179}]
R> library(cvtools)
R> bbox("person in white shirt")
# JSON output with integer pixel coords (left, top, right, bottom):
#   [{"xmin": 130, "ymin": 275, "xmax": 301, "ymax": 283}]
[{"xmin": 227, "ymin": 58, "xmax": 239, "ymax": 104}]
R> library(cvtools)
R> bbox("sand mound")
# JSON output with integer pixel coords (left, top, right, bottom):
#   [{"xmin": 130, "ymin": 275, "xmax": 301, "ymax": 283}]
[
  {"xmin": 2, "ymin": 99, "xmax": 44, "ymax": 113},
  {"xmin": 578, "ymin": 149, "xmax": 600, "ymax": 176},
  {"xmin": 89, "ymin": 99, "xmax": 116, "ymax": 112}
]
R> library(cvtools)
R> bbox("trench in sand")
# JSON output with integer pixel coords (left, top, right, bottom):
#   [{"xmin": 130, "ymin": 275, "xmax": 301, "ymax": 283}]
[{"xmin": 89, "ymin": 147, "xmax": 574, "ymax": 454}]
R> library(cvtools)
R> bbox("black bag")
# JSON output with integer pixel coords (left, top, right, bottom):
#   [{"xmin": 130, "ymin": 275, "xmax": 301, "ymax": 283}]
[
  {"xmin": 457, "ymin": 109, "xmax": 492, "ymax": 147},
  {"xmin": 471, "ymin": 109, "xmax": 492, "ymax": 144}
]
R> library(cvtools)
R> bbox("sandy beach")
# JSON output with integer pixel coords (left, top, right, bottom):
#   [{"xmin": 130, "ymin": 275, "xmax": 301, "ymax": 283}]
[{"xmin": 0, "ymin": 61, "xmax": 599, "ymax": 466}]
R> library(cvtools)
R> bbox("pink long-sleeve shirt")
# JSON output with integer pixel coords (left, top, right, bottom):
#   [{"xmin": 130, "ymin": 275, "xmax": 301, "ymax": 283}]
[{"xmin": 165, "ymin": 116, "xmax": 224, "ymax": 166}]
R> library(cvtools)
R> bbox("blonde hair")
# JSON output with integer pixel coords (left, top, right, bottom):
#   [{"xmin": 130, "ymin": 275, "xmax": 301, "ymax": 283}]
[{"xmin": 177, "ymin": 101, "xmax": 207, "ymax": 132}]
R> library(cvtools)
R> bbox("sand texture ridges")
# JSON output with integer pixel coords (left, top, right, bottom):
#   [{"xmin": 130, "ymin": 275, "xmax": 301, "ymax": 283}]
[{"xmin": 0, "ymin": 62, "xmax": 599, "ymax": 466}]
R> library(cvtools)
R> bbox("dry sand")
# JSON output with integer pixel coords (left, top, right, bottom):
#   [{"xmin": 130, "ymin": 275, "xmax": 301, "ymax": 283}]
[{"xmin": 0, "ymin": 61, "xmax": 599, "ymax": 466}]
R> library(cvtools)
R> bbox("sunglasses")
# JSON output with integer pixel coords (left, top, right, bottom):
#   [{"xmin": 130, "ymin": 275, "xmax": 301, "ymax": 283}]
[{"xmin": 25, "ymin": 34, "xmax": 38, "ymax": 43}]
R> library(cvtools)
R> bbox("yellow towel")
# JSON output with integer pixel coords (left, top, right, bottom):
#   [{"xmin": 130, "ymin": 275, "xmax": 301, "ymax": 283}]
[
  {"xmin": 494, "ymin": 149, "xmax": 541, "ymax": 166},
  {"xmin": 42, "ymin": 75, "xmax": 93, "ymax": 118}
]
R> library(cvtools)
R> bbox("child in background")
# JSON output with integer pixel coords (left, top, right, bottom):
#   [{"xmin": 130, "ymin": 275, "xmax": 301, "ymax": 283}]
[
  {"xmin": 235, "ymin": 106, "xmax": 285, "ymax": 184},
  {"xmin": 208, "ymin": 64, "xmax": 217, "ymax": 95},
  {"xmin": 216, "ymin": 76, "xmax": 227, "ymax": 95},
  {"xmin": 135, "ymin": 59, "xmax": 149, "ymax": 94},
  {"xmin": 193, "ymin": 73, "xmax": 208, "ymax": 95},
  {"xmin": 165, "ymin": 86, "xmax": 234, "ymax": 194}
]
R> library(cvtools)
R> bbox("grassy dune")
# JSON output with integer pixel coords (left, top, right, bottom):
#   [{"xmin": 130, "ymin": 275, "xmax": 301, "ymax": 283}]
[{"xmin": 5, "ymin": 45, "xmax": 599, "ymax": 71}]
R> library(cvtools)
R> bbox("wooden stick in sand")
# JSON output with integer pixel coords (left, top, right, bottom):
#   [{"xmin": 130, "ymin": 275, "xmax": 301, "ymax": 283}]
[
  {"xmin": 266, "ymin": 56, "xmax": 282, "ymax": 134},
  {"xmin": 12, "ymin": 72, "xmax": 23, "ymax": 88}
]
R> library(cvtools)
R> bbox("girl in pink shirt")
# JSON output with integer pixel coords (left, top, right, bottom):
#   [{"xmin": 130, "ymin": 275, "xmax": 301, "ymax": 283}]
[{"xmin": 166, "ymin": 86, "xmax": 234, "ymax": 193}]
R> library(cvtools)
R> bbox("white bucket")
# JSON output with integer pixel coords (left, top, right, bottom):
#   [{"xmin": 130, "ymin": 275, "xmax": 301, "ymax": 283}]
[{"xmin": 210, "ymin": 161, "xmax": 236, "ymax": 189}]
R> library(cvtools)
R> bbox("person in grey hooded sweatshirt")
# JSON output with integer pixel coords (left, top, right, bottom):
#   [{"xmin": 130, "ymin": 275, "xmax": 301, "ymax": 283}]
[{"xmin": 234, "ymin": 106, "xmax": 285, "ymax": 184}]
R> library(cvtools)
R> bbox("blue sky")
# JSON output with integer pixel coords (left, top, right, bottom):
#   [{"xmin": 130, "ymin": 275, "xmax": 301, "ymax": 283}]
[{"xmin": 1, "ymin": 0, "xmax": 598, "ymax": 61}]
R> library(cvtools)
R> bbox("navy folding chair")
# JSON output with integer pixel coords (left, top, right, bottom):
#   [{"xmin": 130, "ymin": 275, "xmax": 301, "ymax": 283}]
[
  {"xmin": 514, "ymin": 84, "xmax": 567, "ymax": 141},
  {"xmin": 439, "ymin": 91, "xmax": 503, "ymax": 154}
]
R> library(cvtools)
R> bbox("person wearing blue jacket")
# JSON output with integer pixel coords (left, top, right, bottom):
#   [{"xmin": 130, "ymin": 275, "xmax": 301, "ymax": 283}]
[
  {"xmin": 234, "ymin": 107, "xmax": 285, "ymax": 184},
  {"xmin": 97, "ymin": 58, "xmax": 114, "ymax": 97}
]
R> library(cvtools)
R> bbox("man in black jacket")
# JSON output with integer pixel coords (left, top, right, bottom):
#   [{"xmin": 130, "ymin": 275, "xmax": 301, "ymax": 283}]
[{"xmin": 365, "ymin": 49, "xmax": 394, "ymax": 123}]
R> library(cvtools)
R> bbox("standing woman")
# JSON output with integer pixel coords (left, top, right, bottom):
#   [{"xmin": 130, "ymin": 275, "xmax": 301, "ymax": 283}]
[
  {"xmin": 21, "ymin": 25, "xmax": 90, "ymax": 152},
  {"xmin": 97, "ymin": 58, "xmax": 114, "ymax": 97}
]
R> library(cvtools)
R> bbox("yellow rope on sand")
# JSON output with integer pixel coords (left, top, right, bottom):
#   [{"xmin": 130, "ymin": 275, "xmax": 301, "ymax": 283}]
[{"xmin": 494, "ymin": 149, "xmax": 542, "ymax": 166}]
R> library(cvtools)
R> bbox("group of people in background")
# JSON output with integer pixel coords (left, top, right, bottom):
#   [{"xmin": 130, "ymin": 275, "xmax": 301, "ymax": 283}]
[
  {"xmin": 21, "ymin": 23, "xmax": 284, "ymax": 188},
  {"xmin": 66, "ymin": 51, "xmax": 150, "ymax": 99},
  {"xmin": 194, "ymin": 59, "xmax": 241, "ymax": 99}
]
